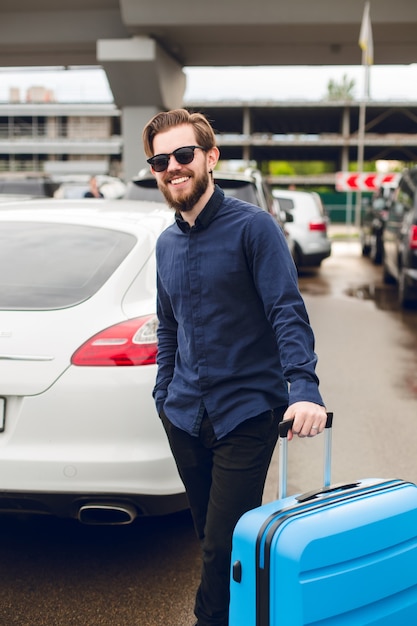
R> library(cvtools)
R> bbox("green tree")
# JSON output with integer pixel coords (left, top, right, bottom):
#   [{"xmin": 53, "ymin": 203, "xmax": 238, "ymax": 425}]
[
  {"xmin": 268, "ymin": 161, "xmax": 334, "ymax": 176},
  {"xmin": 268, "ymin": 161, "xmax": 295, "ymax": 176},
  {"xmin": 326, "ymin": 74, "xmax": 356, "ymax": 101}
]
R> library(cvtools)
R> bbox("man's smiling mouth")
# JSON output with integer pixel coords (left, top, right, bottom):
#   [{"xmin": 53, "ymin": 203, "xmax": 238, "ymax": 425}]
[{"xmin": 170, "ymin": 176, "xmax": 190, "ymax": 185}]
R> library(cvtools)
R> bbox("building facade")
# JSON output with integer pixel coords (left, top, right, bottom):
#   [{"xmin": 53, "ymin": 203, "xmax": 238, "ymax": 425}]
[{"xmin": 1, "ymin": 96, "xmax": 417, "ymax": 184}]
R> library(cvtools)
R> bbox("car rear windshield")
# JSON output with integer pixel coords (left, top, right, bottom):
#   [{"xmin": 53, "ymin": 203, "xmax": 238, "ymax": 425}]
[
  {"xmin": 275, "ymin": 195, "xmax": 322, "ymax": 221},
  {"xmin": 127, "ymin": 179, "xmax": 260, "ymax": 207},
  {"xmin": 216, "ymin": 180, "xmax": 259, "ymax": 206},
  {"xmin": 0, "ymin": 222, "xmax": 136, "ymax": 310}
]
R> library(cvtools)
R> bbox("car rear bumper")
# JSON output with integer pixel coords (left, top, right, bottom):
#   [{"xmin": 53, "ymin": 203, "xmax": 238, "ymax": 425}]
[
  {"xmin": 0, "ymin": 366, "xmax": 186, "ymax": 518},
  {"xmin": 299, "ymin": 247, "xmax": 332, "ymax": 267},
  {"xmin": 0, "ymin": 489, "xmax": 188, "ymax": 522},
  {"xmin": 290, "ymin": 236, "xmax": 331, "ymax": 267}
]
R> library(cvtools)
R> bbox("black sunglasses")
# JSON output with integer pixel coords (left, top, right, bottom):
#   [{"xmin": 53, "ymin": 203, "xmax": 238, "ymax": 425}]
[{"xmin": 147, "ymin": 145, "xmax": 207, "ymax": 172}]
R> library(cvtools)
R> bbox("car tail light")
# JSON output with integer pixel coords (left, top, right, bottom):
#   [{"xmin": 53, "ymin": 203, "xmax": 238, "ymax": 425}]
[
  {"xmin": 71, "ymin": 315, "xmax": 158, "ymax": 366},
  {"xmin": 309, "ymin": 221, "xmax": 327, "ymax": 232},
  {"xmin": 409, "ymin": 225, "xmax": 417, "ymax": 250}
]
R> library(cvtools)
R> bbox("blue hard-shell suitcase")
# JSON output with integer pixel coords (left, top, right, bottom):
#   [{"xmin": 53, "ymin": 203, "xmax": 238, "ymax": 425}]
[{"xmin": 229, "ymin": 414, "xmax": 417, "ymax": 625}]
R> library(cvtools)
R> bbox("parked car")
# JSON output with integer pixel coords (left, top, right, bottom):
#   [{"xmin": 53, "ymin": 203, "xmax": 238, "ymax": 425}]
[
  {"xmin": 360, "ymin": 183, "xmax": 397, "ymax": 264},
  {"xmin": 125, "ymin": 167, "xmax": 283, "ymax": 227},
  {"xmin": 0, "ymin": 198, "xmax": 188, "ymax": 524},
  {"xmin": 272, "ymin": 189, "xmax": 331, "ymax": 269},
  {"xmin": 54, "ymin": 175, "xmax": 126, "ymax": 200},
  {"xmin": 0, "ymin": 175, "xmax": 58, "ymax": 198},
  {"xmin": 382, "ymin": 167, "xmax": 417, "ymax": 307}
]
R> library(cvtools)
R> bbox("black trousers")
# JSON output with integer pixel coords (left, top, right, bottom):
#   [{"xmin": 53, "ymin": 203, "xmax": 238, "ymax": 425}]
[{"xmin": 161, "ymin": 407, "xmax": 283, "ymax": 626}]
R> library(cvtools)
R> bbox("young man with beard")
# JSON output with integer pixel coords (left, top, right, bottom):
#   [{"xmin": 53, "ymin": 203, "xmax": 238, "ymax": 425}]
[{"xmin": 142, "ymin": 109, "xmax": 327, "ymax": 626}]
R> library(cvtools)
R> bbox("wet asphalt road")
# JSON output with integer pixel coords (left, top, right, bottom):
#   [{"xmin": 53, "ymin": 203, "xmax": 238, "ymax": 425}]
[{"xmin": 1, "ymin": 238, "xmax": 416, "ymax": 626}]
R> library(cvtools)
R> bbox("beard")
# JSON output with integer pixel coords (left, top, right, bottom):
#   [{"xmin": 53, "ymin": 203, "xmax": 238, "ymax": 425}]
[{"xmin": 158, "ymin": 169, "xmax": 210, "ymax": 213}]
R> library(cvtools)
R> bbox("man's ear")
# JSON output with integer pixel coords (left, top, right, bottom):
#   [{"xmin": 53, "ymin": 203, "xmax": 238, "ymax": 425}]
[{"xmin": 207, "ymin": 146, "xmax": 220, "ymax": 172}]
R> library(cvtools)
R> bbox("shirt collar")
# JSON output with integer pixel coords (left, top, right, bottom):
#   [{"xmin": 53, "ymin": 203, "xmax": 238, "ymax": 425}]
[{"xmin": 175, "ymin": 185, "xmax": 225, "ymax": 233}]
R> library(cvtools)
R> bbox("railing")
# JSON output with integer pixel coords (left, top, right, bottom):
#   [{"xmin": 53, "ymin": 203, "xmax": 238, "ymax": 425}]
[
  {"xmin": 0, "ymin": 162, "xmax": 44, "ymax": 172},
  {"xmin": 0, "ymin": 122, "xmax": 114, "ymax": 140}
]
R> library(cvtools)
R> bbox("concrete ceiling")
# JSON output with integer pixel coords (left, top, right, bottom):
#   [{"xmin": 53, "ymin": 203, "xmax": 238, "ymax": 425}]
[{"xmin": 1, "ymin": 0, "xmax": 416, "ymax": 68}]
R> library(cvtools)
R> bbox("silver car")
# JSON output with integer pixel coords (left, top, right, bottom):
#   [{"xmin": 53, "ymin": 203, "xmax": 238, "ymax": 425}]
[
  {"xmin": 125, "ymin": 167, "xmax": 284, "ymax": 229},
  {"xmin": 273, "ymin": 189, "xmax": 331, "ymax": 269}
]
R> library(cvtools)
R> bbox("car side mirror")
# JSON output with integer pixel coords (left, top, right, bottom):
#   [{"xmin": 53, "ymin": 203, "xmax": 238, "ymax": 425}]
[{"xmin": 282, "ymin": 210, "xmax": 293, "ymax": 223}]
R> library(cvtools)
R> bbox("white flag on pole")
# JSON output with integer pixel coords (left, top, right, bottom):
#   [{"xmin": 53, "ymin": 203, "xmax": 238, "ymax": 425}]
[{"xmin": 359, "ymin": 1, "xmax": 374, "ymax": 65}]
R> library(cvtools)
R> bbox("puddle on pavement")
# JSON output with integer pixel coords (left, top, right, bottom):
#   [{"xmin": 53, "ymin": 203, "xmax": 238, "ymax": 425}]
[
  {"xmin": 345, "ymin": 282, "xmax": 417, "ymax": 313},
  {"xmin": 346, "ymin": 282, "xmax": 417, "ymax": 398},
  {"xmin": 345, "ymin": 284, "xmax": 375, "ymax": 301},
  {"xmin": 300, "ymin": 277, "xmax": 402, "ymax": 308},
  {"xmin": 300, "ymin": 271, "xmax": 417, "ymax": 316}
]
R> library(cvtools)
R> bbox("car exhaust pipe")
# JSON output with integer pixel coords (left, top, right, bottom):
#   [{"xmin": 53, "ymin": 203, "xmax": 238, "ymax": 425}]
[{"xmin": 77, "ymin": 502, "xmax": 137, "ymax": 525}]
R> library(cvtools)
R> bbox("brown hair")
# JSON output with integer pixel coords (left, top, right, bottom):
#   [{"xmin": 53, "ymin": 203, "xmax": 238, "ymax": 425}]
[{"xmin": 142, "ymin": 108, "xmax": 217, "ymax": 157}]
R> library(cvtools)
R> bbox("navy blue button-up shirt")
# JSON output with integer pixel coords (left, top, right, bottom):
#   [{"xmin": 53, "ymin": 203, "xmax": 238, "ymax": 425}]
[{"xmin": 153, "ymin": 185, "xmax": 324, "ymax": 439}]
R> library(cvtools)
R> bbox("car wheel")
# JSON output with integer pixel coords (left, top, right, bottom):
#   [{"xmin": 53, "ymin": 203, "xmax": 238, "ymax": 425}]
[
  {"xmin": 369, "ymin": 234, "xmax": 382, "ymax": 265},
  {"xmin": 360, "ymin": 234, "xmax": 370, "ymax": 257},
  {"xmin": 382, "ymin": 258, "xmax": 395, "ymax": 284},
  {"xmin": 292, "ymin": 245, "xmax": 302, "ymax": 270},
  {"xmin": 398, "ymin": 268, "xmax": 416, "ymax": 308}
]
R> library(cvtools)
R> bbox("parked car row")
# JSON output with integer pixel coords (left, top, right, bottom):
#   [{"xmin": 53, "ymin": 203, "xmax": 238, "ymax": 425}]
[
  {"xmin": 0, "ymin": 174, "xmax": 126, "ymax": 200},
  {"xmin": 1, "ymin": 168, "xmax": 333, "ymax": 274},
  {"xmin": 126, "ymin": 168, "xmax": 332, "ymax": 271},
  {"xmin": 360, "ymin": 183, "xmax": 397, "ymax": 265},
  {"xmin": 360, "ymin": 167, "xmax": 417, "ymax": 308},
  {"xmin": 0, "ymin": 169, "xmax": 333, "ymax": 524},
  {"xmin": 382, "ymin": 167, "xmax": 417, "ymax": 307},
  {"xmin": 125, "ymin": 166, "xmax": 281, "ymax": 224}
]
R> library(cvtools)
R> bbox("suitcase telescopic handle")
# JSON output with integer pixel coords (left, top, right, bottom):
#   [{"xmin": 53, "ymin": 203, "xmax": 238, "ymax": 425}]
[
  {"xmin": 278, "ymin": 412, "xmax": 333, "ymax": 438},
  {"xmin": 278, "ymin": 411, "xmax": 333, "ymax": 500}
]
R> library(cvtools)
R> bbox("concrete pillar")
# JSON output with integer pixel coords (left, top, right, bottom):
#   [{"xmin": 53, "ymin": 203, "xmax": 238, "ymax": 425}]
[
  {"xmin": 121, "ymin": 106, "xmax": 159, "ymax": 181},
  {"xmin": 97, "ymin": 36, "xmax": 186, "ymax": 181},
  {"xmin": 242, "ymin": 106, "xmax": 251, "ymax": 164},
  {"xmin": 340, "ymin": 106, "xmax": 350, "ymax": 171}
]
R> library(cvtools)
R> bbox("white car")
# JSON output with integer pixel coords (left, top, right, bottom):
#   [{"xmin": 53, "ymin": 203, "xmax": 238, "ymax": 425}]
[
  {"xmin": 53, "ymin": 175, "xmax": 127, "ymax": 200},
  {"xmin": 0, "ymin": 198, "xmax": 187, "ymax": 524},
  {"xmin": 273, "ymin": 189, "xmax": 331, "ymax": 269}
]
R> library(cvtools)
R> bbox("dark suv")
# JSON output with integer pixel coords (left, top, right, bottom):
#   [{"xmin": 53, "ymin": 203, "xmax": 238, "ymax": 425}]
[
  {"xmin": 360, "ymin": 183, "xmax": 397, "ymax": 265},
  {"xmin": 124, "ymin": 167, "xmax": 283, "ymax": 226},
  {"xmin": 382, "ymin": 167, "xmax": 417, "ymax": 307}
]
